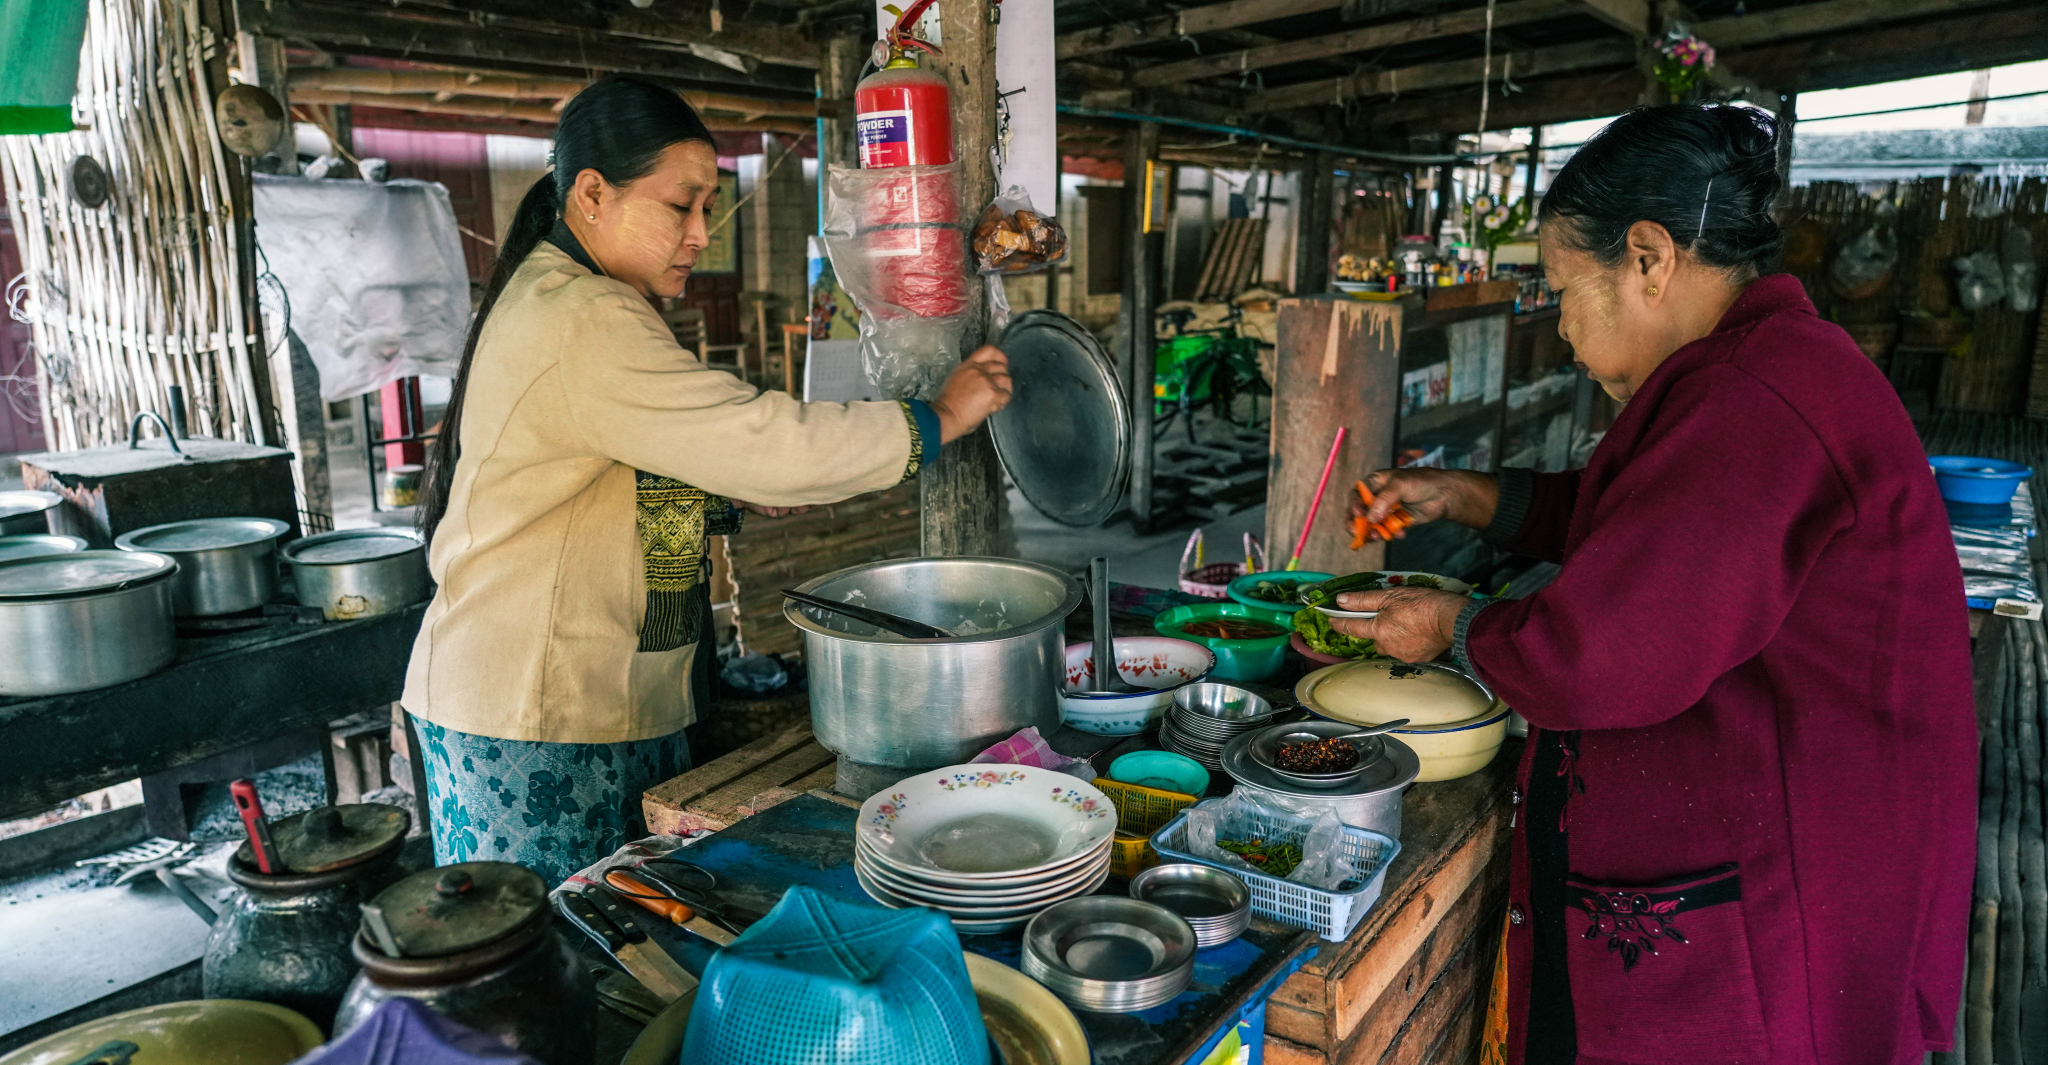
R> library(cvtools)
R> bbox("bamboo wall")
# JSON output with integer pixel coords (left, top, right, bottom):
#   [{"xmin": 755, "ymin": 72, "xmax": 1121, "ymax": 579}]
[
  {"xmin": 0, "ymin": 0, "xmax": 266, "ymax": 450},
  {"xmin": 1777, "ymin": 177, "xmax": 2048, "ymax": 418}
]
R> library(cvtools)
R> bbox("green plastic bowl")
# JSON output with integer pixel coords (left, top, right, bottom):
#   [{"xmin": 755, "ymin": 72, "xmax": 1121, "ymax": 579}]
[
  {"xmin": 1153, "ymin": 602, "xmax": 1293, "ymax": 683},
  {"xmin": 1225, "ymin": 571, "xmax": 1333, "ymax": 614}
]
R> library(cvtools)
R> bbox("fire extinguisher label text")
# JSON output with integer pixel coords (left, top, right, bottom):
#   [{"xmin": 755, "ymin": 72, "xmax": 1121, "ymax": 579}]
[{"xmin": 856, "ymin": 110, "xmax": 915, "ymax": 168}]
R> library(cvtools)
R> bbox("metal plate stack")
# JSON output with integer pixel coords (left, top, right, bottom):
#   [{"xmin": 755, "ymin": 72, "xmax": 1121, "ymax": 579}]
[
  {"xmin": 1127, "ymin": 863, "xmax": 1251, "ymax": 948},
  {"xmin": 854, "ymin": 765, "xmax": 1118, "ymax": 935},
  {"xmin": 1021, "ymin": 896, "xmax": 1198, "ymax": 1011},
  {"xmin": 1159, "ymin": 682, "xmax": 1279, "ymax": 771}
]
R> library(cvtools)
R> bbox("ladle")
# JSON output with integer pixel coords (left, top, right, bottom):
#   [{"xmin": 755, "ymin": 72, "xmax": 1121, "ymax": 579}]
[
  {"xmin": 781, "ymin": 589, "xmax": 956, "ymax": 639},
  {"xmin": 1080, "ymin": 556, "xmax": 1140, "ymax": 694}
]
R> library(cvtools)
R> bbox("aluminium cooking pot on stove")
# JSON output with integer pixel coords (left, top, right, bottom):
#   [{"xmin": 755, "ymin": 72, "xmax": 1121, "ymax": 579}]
[
  {"xmin": 283, "ymin": 528, "xmax": 430, "ymax": 621},
  {"xmin": 116, "ymin": 517, "xmax": 290, "ymax": 616},
  {"xmin": 785, "ymin": 556, "xmax": 1084, "ymax": 775},
  {"xmin": 0, "ymin": 490, "xmax": 62, "ymax": 535},
  {"xmin": 335, "ymin": 862, "xmax": 597, "ymax": 1065},
  {"xmin": 0, "ymin": 550, "xmax": 179, "ymax": 695}
]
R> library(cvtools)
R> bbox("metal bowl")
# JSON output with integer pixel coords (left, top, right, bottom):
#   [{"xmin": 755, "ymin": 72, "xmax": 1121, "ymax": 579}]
[
  {"xmin": 1247, "ymin": 721, "xmax": 1386, "ymax": 790},
  {"xmin": 1173, "ymin": 682, "xmax": 1276, "ymax": 725},
  {"xmin": 1127, "ymin": 863, "xmax": 1250, "ymax": 948},
  {"xmin": 1021, "ymin": 896, "xmax": 1198, "ymax": 1012}
]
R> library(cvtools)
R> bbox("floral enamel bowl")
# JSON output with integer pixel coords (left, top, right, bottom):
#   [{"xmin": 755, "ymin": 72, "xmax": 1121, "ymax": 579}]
[
  {"xmin": 1061, "ymin": 637, "xmax": 1216, "ymax": 736},
  {"xmin": 859, "ymin": 764, "xmax": 1119, "ymax": 881}
]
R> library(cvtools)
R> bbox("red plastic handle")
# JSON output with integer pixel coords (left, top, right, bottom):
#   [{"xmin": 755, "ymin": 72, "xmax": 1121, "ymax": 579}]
[{"xmin": 229, "ymin": 779, "xmax": 278, "ymax": 874}]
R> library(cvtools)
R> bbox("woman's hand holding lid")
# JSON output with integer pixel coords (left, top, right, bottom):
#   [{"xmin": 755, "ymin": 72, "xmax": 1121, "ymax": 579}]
[{"xmin": 931, "ymin": 346, "xmax": 1013, "ymax": 444}]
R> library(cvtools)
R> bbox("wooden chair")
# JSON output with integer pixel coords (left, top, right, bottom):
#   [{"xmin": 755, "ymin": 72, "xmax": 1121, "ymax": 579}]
[
  {"xmin": 662, "ymin": 302, "xmax": 750, "ymax": 381},
  {"xmin": 779, "ymin": 323, "xmax": 810, "ymax": 395}
]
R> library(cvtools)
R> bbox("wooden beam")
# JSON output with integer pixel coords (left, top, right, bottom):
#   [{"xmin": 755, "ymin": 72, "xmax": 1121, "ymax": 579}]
[
  {"xmin": 234, "ymin": 0, "xmax": 818, "ymax": 97},
  {"xmin": 1057, "ymin": 0, "xmax": 1338, "ymax": 61},
  {"xmin": 1250, "ymin": 37, "xmax": 1633, "ymax": 111},
  {"xmin": 1566, "ymin": 0, "xmax": 1648, "ymax": 37},
  {"xmin": 291, "ymin": 89, "xmax": 815, "ymax": 133},
  {"xmin": 1362, "ymin": 1, "xmax": 2048, "ymax": 134},
  {"xmin": 288, "ymin": 68, "xmax": 818, "ymax": 118},
  {"xmin": 1697, "ymin": 0, "xmax": 2009, "ymax": 49},
  {"xmin": 1126, "ymin": 0, "xmax": 1578, "ymax": 88}
]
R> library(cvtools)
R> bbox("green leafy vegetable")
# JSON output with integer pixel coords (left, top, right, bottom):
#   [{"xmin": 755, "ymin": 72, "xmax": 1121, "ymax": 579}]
[
  {"xmin": 1244, "ymin": 578, "xmax": 1308, "ymax": 603},
  {"xmin": 1217, "ymin": 837, "xmax": 1304, "ymax": 878},
  {"xmin": 1293, "ymin": 605, "xmax": 1379, "ymax": 659}
]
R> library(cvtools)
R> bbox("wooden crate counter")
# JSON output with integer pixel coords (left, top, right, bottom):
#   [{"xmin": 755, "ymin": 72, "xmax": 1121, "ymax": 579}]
[{"xmin": 644, "ymin": 724, "xmax": 1517, "ymax": 1065}]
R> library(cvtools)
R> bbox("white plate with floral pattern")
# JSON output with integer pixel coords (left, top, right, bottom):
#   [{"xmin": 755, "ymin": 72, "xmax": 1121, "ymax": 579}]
[
  {"xmin": 858, "ymin": 764, "xmax": 1119, "ymax": 881},
  {"xmin": 856, "ymin": 854, "xmax": 1112, "ymax": 920},
  {"xmin": 857, "ymin": 835, "xmax": 1112, "ymax": 902}
]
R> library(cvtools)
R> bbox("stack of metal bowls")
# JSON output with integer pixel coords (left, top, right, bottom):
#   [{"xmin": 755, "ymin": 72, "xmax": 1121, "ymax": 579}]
[
  {"xmin": 1160, "ymin": 682, "xmax": 1279, "ymax": 771},
  {"xmin": 1127, "ymin": 863, "xmax": 1251, "ymax": 948},
  {"xmin": 1021, "ymin": 896, "xmax": 1198, "ymax": 1012}
]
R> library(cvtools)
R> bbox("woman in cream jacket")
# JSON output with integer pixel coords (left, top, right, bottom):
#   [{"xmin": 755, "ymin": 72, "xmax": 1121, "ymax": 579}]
[{"xmin": 402, "ymin": 76, "xmax": 1011, "ymax": 882}]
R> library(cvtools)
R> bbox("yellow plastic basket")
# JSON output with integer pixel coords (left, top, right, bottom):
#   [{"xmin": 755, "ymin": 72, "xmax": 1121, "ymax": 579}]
[{"xmin": 1094, "ymin": 777, "xmax": 1198, "ymax": 879}]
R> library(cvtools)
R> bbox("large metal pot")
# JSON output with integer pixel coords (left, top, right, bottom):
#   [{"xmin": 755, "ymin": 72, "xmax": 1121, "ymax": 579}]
[
  {"xmin": 115, "ymin": 517, "xmax": 289, "ymax": 616},
  {"xmin": 786, "ymin": 557, "xmax": 1084, "ymax": 774},
  {"xmin": 0, "ymin": 490, "xmax": 62, "ymax": 535},
  {"xmin": 282, "ymin": 528, "xmax": 430, "ymax": 621},
  {"xmin": 0, "ymin": 534, "xmax": 88, "ymax": 562},
  {"xmin": 0, "ymin": 550, "xmax": 179, "ymax": 696}
]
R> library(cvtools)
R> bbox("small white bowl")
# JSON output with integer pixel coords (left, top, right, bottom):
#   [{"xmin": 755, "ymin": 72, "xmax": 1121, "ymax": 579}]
[
  {"xmin": 1061, "ymin": 637, "xmax": 1216, "ymax": 736},
  {"xmin": 1387, "ymin": 705, "xmax": 1512, "ymax": 781}
]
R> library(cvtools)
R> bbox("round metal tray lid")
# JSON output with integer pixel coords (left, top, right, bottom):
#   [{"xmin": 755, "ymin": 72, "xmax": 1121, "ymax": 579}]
[
  {"xmin": 0, "ymin": 549, "xmax": 178, "ymax": 598},
  {"xmin": 989, "ymin": 310, "xmax": 1131, "ymax": 527},
  {"xmin": 362, "ymin": 861, "xmax": 547, "ymax": 958},
  {"xmin": 284, "ymin": 527, "xmax": 423, "ymax": 565},
  {"xmin": 1294, "ymin": 659, "xmax": 1497, "ymax": 728},
  {"xmin": 0, "ymin": 534, "xmax": 88, "ymax": 562},
  {"xmin": 0, "ymin": 490, "xmax": 62, "ymax": 520},
  {"xmin": 116, "ymin": 517, "xmax": 290, "ymax": 553}
]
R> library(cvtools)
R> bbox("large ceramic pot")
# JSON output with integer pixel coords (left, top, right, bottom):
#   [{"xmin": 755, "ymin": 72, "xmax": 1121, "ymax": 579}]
[
  {"xmin": 202, "ymin": 804, "xmax": 411, "ymax": 1031},
  {"xmin": 784, "ymin": 556, "xmax": 1083, "ymax": 774},
  {"xmin": 335, "ymin": 863, "xmax": 597, "ymax": 1065}
]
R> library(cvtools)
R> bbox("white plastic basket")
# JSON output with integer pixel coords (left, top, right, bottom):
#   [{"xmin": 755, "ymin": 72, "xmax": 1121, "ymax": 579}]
[{"xmin": 1150, "ymin": 802, "xmax": 1401, "ymax": 942}]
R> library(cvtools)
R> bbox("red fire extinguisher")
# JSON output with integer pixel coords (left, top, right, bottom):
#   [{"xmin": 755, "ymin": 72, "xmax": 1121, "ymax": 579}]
[{"xmin": 851, "ymin": 0, "xmax": 967, "ymax": 319}]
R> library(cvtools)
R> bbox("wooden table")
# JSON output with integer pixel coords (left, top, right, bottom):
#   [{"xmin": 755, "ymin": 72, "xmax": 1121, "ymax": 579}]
[{"xmin": 642, "ymin": 723, "xmax": 1514, "ymax": 1065}]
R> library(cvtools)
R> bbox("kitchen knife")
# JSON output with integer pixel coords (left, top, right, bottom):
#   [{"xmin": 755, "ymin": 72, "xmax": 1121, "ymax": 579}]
[
  {"xmin": 605, "ymin": 869, "xmax": 738, "ymax": 947},
  {"xmin": 556, "ymin": 891, "xmax": 695, "ymax": 1003},
  {"xmin": 586, "ymin": 886, "xmax": 700, "ymax": 995}
]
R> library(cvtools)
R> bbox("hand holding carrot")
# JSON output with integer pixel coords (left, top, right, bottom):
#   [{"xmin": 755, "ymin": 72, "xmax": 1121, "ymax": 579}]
[{"xmin": 1346, "ymin": 468, "xmax": 1504, "ymax": 545}]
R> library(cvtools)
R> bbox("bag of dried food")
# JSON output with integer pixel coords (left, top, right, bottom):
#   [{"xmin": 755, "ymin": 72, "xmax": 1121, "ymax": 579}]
[
  {"xmin": 972, "ymin": 185, "xmax": 1069, "ymax": 275},
  {"xmin": 1183, "ymin": 792, "xmax": 1356, "ymax": 891}
]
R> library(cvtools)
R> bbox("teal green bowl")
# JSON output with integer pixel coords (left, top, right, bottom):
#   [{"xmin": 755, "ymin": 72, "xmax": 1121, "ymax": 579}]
[
  {"xmin": 1225, "ymin": 570, "xmax": 1333, "ymax": 614},
  {"xmin": 1153, "ymin": 602, "xmax": 1293, "ymax": 683},
  {"xmin": 1109, "ymin": 750, "xmax": 1211, "ymax": 796}
]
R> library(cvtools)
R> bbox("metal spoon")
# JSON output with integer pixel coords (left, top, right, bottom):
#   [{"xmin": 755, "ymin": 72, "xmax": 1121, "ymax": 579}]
[
  {"xmin": 781, "ymin": 589, "xmax": 956, "ymax": 639},
  {"xmin": 1080, "ymin": 556, "xmax": 1141, "ymax": 694},
  {"xmin": 1327, "ymin": 718, "xmax": 1410, "ymax": 741}
]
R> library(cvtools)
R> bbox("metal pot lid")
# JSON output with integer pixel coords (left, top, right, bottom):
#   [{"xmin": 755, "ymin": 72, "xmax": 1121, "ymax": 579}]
[
  {"xmin": 1221, "ymin": 728, "xmax": 1420, "ymax": 798},
  {"xmin": 116, "ymin": 517, "xmax": 290, "ymax": 553},
  {"xmin": 360, "ymin": 861, "xmax": 546, "ymax": 958},
  {"xmin": 283, "ymin": 528, "xmax": 423, "ymax": 565},
  {"xmin": 237, "ymin": 802, "xmax": 410, "ymax": 875},
  {"xmin": 989, "ymin": 310, "xmax": 1131, "ymax": 527},
  {"xmin": 0, "ymin": 490, "xmax": 62, "ymax": 519},
  {"xmin": 0, "ymin": 549, "xmax": 178, "ymax": 599},
  {"xmin": 0, "ymin": 534, "xmax": 88, "ymax": 562},
  {"xmin": 1294, "ymin": 660, "xmax": 1497, "ymax": 728}
]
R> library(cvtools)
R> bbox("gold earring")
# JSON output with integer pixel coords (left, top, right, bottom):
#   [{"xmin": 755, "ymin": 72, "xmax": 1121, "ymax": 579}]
[{"xmin": 1647, "ymin": 285, "xmax": 1659, "ymax": 296}]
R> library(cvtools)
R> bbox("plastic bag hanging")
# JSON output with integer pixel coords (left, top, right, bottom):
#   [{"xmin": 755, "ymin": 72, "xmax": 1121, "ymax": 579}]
[{"xmin": 821, "ymin": 162, "xmax": 971, "ymax": 400}]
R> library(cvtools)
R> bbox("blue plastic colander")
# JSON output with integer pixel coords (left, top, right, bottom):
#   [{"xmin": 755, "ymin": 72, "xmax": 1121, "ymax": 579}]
[{"xmin": 679, "ymin": 885, "xmax": 990, "ymax": 1065}]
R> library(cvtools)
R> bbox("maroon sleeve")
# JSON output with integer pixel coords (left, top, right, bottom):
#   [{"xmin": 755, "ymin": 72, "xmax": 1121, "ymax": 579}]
[
  {"xmin": 1465, "ymin": 365, "xmax": 1854, "ymax": 731},
  {"xmin": 1486, "ymin": 467, "xmax": 1582, "ymax": 563}
]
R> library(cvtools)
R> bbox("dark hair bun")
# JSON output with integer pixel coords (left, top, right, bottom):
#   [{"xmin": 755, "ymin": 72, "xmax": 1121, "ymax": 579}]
[{"xmin": 1537, "ymin": 104, "xmax": 1783, "ymax": 278}]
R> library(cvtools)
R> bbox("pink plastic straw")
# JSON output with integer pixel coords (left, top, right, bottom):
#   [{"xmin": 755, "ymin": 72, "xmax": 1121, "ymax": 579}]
[{"xmin": 1288, "ymin": 428, "xmax": 1347, "ymax": 570}]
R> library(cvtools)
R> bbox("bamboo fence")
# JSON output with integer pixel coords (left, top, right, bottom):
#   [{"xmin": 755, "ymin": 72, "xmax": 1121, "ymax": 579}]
[{"xmin": 0, "ymin": 0, "xmax": 265, "ymax": 450}]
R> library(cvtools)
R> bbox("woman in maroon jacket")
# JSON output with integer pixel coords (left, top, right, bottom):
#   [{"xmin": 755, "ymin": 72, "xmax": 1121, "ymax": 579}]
[{"xmin": 1334, "ymin": 105, "xmax": 1975, "ymax": 1065}]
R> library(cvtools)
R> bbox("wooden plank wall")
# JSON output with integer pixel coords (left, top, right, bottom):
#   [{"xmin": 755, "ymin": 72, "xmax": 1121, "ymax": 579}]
[
  {"xmin": 1776, "ymin": 177, "xmax": 2048, "ymax": 416},
  {"xmin": 722, "ymin": 481, "xmax": 921, "ymax": 657}
]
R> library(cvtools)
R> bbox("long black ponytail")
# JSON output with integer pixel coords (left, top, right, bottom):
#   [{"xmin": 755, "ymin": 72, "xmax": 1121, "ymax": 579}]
[{"xmin": 419, "ymin": 75, "xmax": 716, "ymax": 544}]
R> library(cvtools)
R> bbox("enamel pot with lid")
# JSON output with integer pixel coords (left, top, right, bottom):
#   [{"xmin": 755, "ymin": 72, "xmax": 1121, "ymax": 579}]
[
  {"xmin": 283, "ymin": 528, "xmax": 431, "ymax": 621},
  {"xmin": 202, "ymin": 803, "xmax": 412, "ymax": 1030},
  {"xmin": 0, "ymin": 550, "xmax": 178, "ymax": 695},
  {"xmin": 335, "ymin": 862, "xmax": 597, "ymax": 1065},
  {"xmin": 116, "ymin": 517, "xmax": 290, "ymax": 615}
]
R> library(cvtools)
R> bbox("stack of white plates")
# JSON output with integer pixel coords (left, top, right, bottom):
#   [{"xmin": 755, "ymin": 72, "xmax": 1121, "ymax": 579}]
[
  {"xmin": 1159, "ymin": 682, "xmax": 1280, "ymax": 771},
  {"xmin": 855, "ymin": 764, "xmax": 1119, "ymax": 934}
]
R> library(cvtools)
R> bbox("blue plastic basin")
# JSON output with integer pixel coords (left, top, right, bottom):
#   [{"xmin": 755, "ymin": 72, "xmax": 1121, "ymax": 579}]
[{"xmin": 1929, "ymin": 455, "xmax": 2031, "ymax": 505}]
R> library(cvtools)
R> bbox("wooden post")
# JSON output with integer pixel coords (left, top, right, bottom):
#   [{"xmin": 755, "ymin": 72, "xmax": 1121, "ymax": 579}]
[
  {"xmin": 1524, "ymin": 125, "xmax": 1542, "ymax": 205},
  {"xmin": 817, "ymin": 35, "xmax": 865, "ymax": 173},
  {"xmin": 1293, "ymin": 151, "xmax": 1335, "ymax": 296},
  {"xmin": 1120, "ymin": 121, "xmax": 1161, "ymax": 530},
  {"xmin": 919, "ymin": 0, "xmax": 1005, "ymax": 556},
  {"xmin": 1772, "ymin": 91, "xmax": 1796, "ymax": 188}
]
